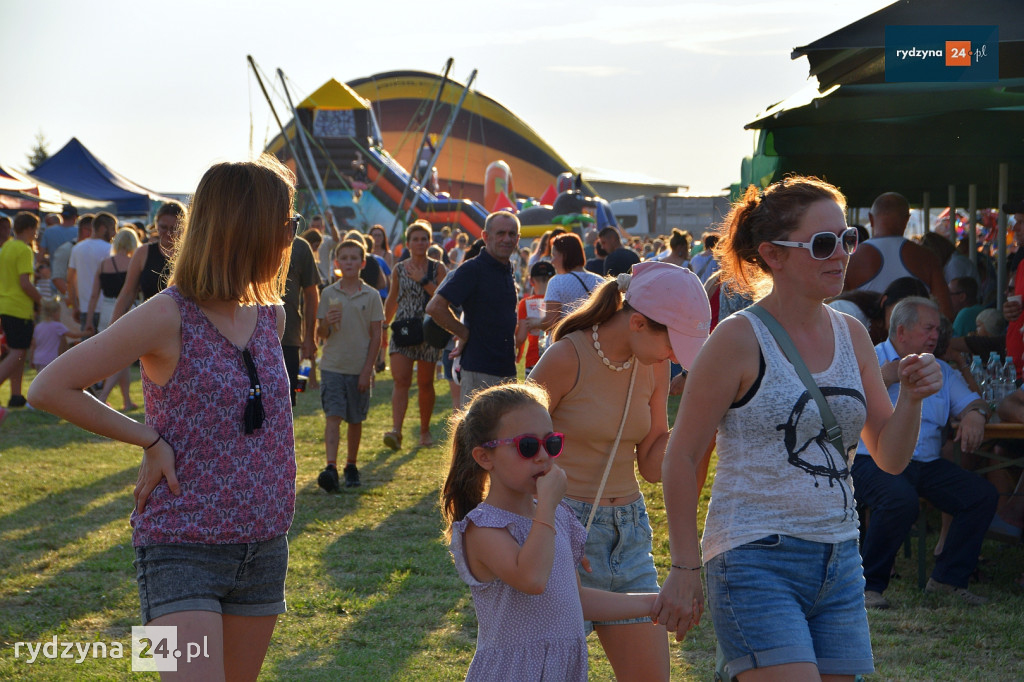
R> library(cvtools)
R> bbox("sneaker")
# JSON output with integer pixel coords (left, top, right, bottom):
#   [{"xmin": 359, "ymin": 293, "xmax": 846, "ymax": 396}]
[
  {"xmin": 343, "ymin": 464, "xmax": 361, "ymax": 488},
  {"xmin": 8, "ymin": 395, "xmax": 26, "ymax": 408},
  {"xmin": 864, "ymin": 590, "xmax": 890, "ymax": 610},
  {"xmin": 317, "ymin": 465, "xmax": 340, "ymax": 493},
  {"xmin": 925, "ymin": 578, "xmax": 988, "ymax": 605}
]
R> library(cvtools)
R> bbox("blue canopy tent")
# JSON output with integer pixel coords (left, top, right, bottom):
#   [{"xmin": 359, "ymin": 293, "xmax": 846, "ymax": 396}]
[{"xmin": 30, "ymin": 138, "xmax": 172, "ymax": 216}]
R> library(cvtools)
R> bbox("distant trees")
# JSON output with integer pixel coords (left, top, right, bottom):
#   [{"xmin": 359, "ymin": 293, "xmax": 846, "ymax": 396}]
[{"xmin": 27, "ymin": 130, "xmax": 50, "ymax": 169}]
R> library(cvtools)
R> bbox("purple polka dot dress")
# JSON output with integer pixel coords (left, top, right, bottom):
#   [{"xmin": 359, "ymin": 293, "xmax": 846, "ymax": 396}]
[{"xmin": 450, "ymin": 502, "xmax": 589, "ymax": 681}]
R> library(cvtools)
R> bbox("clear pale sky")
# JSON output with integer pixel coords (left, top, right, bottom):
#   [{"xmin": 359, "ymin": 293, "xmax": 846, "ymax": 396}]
[{"xmin": 1, "ymin": 0, "xmax": 892, "ymax": 197}]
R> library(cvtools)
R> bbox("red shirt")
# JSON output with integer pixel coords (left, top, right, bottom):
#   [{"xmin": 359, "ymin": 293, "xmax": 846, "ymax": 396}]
[
  {"xmin": 1006, "ymin": 266, "xmax": 1024, "ymax": 378},
  {"xmin": 516, "ymin": 295, "xmax": 542, "ymax": 368}
]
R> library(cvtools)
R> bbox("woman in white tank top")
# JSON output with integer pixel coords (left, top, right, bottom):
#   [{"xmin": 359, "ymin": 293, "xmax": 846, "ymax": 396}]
[{"xmin": 653, "ymin": 176, "xmax": 943, "ymax": 681}]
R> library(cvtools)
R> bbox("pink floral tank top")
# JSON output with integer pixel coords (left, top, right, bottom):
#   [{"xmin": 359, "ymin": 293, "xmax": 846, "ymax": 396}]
[{"xmin": 131, "ymin": 286, "xmax": 296, "ymax": 546}]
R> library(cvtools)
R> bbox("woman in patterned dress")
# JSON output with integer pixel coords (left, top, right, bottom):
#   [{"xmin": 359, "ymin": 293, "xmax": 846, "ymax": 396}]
[
  {"xmin": 29, "ymin": 155, "xmax": 298, "ymax": 681},
  {"xmin": 383, "ymin": 220, "xmax": 447, "ymax": 448}
]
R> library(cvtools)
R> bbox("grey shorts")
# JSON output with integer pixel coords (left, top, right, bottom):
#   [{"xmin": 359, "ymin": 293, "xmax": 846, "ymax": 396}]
[
  {"xmin": 458, "ymin": 370, "xmax": 511, "ymax": 407},
  {"xmin": 134, "ymin": 534, "xmax": 288, "ymax": 624},
  {"xmin": 320, "ymin": 370, "xmax": 371, "ymax": 422}
]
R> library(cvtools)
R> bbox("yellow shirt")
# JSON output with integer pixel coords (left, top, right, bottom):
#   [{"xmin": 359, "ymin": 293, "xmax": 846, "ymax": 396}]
[{"xmin": 0, "ymin": 239, "xmax": 35, "ymax": 320}]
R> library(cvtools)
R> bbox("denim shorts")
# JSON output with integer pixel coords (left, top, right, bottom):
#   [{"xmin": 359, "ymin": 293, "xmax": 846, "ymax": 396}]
[
  {"xmin": 320, "ymin": 370, "xmax": 370, "ymax": 422},
  {"xmin": 705, "ymin": 535, "xmax": 873, "ymax": 679},
  {"xmin": 134, "ymin": 535, "xmax": 289, "ymax": 624},
  {"xmin": 563, "ymin": 495, "xmax": 660, "ymax": 630}
]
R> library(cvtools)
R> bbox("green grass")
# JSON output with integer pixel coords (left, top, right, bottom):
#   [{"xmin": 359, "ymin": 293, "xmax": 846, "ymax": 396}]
[{"xmin": 0, "ymin": 366, "xmax": 1022, "ymax": 680}]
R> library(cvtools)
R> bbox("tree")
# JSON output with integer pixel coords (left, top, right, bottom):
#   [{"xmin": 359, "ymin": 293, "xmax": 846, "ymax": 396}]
[{"xmin": 26, "ymin": 130, "xmax": 49, "ymax": 169}]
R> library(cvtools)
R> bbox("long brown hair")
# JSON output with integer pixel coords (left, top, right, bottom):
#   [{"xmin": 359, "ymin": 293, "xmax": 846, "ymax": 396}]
[
  {"xmin": 170, "ymin": 155, "xmax": 295, "ymax": 305},
  {"xmin": 441, "ymin": 382, "xmax": 549, "ymax": 541},
  {"xmin": 716, "ymin": 175, "xmax": 846, "ymax": 299}
]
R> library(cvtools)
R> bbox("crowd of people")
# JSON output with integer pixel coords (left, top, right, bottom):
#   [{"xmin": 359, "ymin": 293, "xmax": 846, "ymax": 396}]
[{"xmin": 3, "ymin": 167, "xmax": 1023, "ymax": 680}]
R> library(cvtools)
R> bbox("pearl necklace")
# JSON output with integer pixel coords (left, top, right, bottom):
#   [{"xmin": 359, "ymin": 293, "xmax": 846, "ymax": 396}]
[{"xmin": 592, "ymin": 325, "xmax": 633, "ymax": 372}]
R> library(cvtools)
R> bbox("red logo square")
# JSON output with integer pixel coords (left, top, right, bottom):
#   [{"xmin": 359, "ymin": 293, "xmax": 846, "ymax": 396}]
[{"xmin": 946, "ymin": 41, "xmax": 971, "ymax": 66}]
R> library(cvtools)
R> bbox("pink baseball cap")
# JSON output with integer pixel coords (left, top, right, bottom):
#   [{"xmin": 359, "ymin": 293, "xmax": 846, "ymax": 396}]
[{"xmin": 622, "ymin": 261, "xmax": 711, "ymax": 368}]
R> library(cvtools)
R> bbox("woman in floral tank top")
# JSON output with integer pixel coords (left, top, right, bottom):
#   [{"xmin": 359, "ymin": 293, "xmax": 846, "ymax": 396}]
[{"xmin": 30, "ymin": 155, "xmax": 298, "ymax": 681}]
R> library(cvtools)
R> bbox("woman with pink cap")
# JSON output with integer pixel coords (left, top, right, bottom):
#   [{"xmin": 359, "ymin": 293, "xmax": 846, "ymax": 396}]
[
  {"xmin": 529, "ymin": 260, "xmax": 711, "ymax": 681},
  {"xmin": 654, "ymin": 177, "xmax": 942, "ymax": 681}
]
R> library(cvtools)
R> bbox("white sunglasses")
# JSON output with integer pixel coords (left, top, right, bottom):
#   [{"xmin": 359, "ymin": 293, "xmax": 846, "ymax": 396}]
[{"xmin": 771, "ymin": 227, "xmax": 859, "ymax": 260}]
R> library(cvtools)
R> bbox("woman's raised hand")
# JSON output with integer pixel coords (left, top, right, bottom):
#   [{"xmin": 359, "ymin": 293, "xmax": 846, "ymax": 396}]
[{"xmin": 898, "ymin": 352, "xmax": 943, "ymax": 400}]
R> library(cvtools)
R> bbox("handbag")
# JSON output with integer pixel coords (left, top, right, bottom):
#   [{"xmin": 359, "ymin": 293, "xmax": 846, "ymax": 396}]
[
  {"xmin": 747, "ymin": 305, "xmax": 846, "ymax": 456},
  {"xmin": 390, "ymin": 260, "xmax": 437, "ymax": 348},
  {"xmin": 421, "ymin": 260, "xmax": 452, "ymax": 349},
  {"xmin": 391, "ymin": 318, "xmax": 424, "ymax": 347}
]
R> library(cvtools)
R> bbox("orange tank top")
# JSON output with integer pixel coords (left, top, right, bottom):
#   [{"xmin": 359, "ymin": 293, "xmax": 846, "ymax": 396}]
[{"xmin": 551, "ymin": 329, "xmax": 657, "ymax": 500}]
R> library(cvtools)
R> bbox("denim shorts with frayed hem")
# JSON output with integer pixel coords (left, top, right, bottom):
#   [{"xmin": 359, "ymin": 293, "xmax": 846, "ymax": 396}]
[
  {"xmin": 706, "ymin": 535, "xmax": 873, "ymax": 680},
  {"xmin": 134, "ymin": 534, "xmax": 288, "ymax": 624},
  {"xmin": 563, "ymin": 495, "xmax": 660, "ymax": 633}
]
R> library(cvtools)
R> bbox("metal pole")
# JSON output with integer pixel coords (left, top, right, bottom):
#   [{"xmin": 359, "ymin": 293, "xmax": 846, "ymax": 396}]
[
  {"xmin": 922, "ymin": 191, "xmax": 931, "ymax": 234},
  {"xmin": 246, "ymin": 55, "xmax": 322, "ymax": 219},
  {"xmin": 998, "ymin": 163, "xmax": 1009, "ymax": 310},
  {"xmin": 278, "ymin": 69, "xmax": 339, "ymax": 242},
  {"xmin": 968, "ymin": 184, "xmax": 977, "ymax": 261},
  {"xmin": 402, "ymin": 69, "xmax": 478, "ymax": 227},
  {"xmin": 390, "ymin": 58, "xmax": 454, "ymax": 239},
  {"xmin": 948, "ymin": 185, "xmax": 956, "ymax": 240}
]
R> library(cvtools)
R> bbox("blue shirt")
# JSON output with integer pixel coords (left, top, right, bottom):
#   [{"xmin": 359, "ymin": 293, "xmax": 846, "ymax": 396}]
[
  {"xmin": 437, "ymin": 249, "xmax": 517, "ymax": 377},
  {"xmin": 856, "ymin": 339, "xmax": 978, "ymax": 463},
  {"xmin": 39, "ymin": 224, "xmax": 77, "ymax": 257}
]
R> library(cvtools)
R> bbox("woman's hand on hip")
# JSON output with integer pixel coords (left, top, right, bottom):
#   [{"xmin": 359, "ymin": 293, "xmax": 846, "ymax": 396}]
[{"xmin": 134, "ymin": 438, "xmax": 180, "ymax": 513}]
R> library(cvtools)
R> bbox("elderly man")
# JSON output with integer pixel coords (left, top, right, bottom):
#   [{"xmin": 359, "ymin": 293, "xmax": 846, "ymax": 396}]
[
  {"xmin": 426, "ymin": 211, "xmax": 520, "ymax": 405},
  {"xmin": 845, "ymin": 192, "xmax": 952, "ymax": 318},
  {"xmin": 853, "ymin": 297, "xmax": 997, "ymax": 608}
]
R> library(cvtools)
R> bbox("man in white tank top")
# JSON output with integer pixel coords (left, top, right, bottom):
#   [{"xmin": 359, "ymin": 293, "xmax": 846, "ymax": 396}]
[{"xmin": 844, "ymin": 192, "xmax": 953, "ymax": 319}]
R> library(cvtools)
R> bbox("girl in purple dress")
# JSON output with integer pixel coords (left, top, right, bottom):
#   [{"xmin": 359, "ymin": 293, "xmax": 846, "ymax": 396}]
[{"xmin": 441, "ymin": 383, "xmax": 657, "ymax": 681}]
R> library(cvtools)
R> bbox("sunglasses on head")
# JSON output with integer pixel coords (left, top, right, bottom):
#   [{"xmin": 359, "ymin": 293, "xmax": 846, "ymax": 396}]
[
  {"xmin": 770, "ymin": 226, "xmax": 859, "ymax": 260},
  {"xmin": 481, "ymin": 432, "xmax": 564, "ymax": 459}
]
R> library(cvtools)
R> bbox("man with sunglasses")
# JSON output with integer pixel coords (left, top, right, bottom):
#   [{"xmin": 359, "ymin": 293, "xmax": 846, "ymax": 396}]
[{"xmin": 844, "ymin": 192, "xmax": 953, "ymax": 319}]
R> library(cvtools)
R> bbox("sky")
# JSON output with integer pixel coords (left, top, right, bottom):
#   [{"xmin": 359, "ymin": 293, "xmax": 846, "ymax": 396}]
[{"xmin": 1, "ymin": 0, "xmax": 893, "ymax": 198}]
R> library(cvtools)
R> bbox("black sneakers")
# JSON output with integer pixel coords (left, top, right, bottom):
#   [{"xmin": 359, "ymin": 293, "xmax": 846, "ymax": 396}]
[
  {"xmin": 317, "ymin": 465, "xmax": 340, "ymax": 493},
  {"xmin": 8, "ymin": 395, "xmax": 27, "ymax": 408},
  {"xmin": 319, "ymin": 464, "xmax": 361, "ymax": 491}
]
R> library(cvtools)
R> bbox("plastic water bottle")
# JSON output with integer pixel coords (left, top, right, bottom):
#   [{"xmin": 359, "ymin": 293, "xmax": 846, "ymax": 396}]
[
  {"xmin": 966, "ymin": 352, "xmax": 983, "ymax": 385},
  {"xmin": 1002, "ymin": 357, "xmax": 1018, "ymax": 397},
  {"xmin": 970, "ymin": 355, "xmax": 985, "ymax": 391},
  {"xmin": 986, "ymin": 353, "xmax": 1002, "ymax": 401},
  {"xmin": 296, "ymin": 359, "xmax": 311, "ymax": 392}
]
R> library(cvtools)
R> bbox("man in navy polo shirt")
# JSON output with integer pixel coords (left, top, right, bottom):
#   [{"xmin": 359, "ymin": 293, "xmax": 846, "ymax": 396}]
[{"xmin": 427, "ymin": 211, "xmax": 520, "ymax": 406}]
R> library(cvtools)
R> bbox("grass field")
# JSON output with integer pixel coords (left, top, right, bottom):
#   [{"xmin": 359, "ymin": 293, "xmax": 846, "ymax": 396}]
[{"xmin": 0, "ymin": 366, "xmax": 1022, "ymax": 680}]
